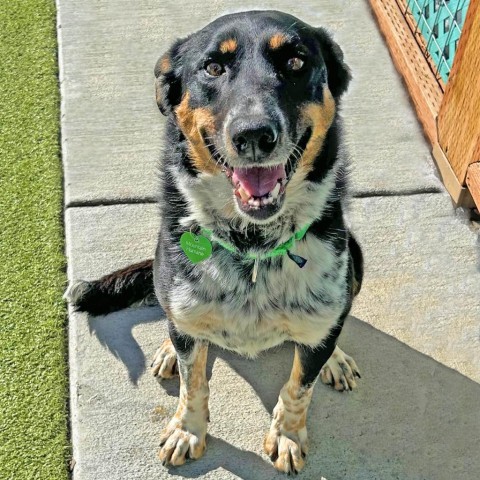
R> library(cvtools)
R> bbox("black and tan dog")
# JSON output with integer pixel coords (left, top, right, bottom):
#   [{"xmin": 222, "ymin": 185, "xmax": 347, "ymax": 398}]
[{"xmin": 67, "ymin": 10, "xmax": 363, "ymax": 474}]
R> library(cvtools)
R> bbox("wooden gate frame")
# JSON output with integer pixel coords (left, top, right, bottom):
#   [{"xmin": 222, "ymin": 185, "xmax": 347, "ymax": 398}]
[{"xmin": 368, "ymin": 0, "xmax": 480, "ymax": 210}]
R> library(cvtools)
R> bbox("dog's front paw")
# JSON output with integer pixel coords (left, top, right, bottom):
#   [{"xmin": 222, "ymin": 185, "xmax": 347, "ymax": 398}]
[
  {"xmin": 159, "ymin": 419, "xmax": 206, "ymax": 466},
  {"xmin": 151, "ymin": 339, "xmax": 178, "ymax": 378},
  {"xmin": 320, "ymin": 346, "xmax": 361, "ymax": 391},
  {"xmin": 264, "ymin": 424, "xmax": 308, "ymax": 474}
]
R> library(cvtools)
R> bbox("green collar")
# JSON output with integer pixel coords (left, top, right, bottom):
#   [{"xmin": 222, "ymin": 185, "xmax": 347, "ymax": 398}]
[{"xmin": 200, "ymin": 222, "xmax": 311, "ymax": 265}]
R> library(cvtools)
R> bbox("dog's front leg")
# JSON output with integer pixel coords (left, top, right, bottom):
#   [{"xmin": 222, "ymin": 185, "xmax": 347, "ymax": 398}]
[
  {"xmin": 264, "ymin": 333, "xmax": 339, "ymax": 474},
  {"xmin": 158, "ymin": 323, "xmax": 209, "ymax": 466}
]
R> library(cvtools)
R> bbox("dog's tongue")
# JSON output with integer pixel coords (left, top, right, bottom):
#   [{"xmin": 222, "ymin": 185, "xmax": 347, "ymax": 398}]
[{"xmin": 232, "ymin": 165, "xmax": 286, "ymax": 198}]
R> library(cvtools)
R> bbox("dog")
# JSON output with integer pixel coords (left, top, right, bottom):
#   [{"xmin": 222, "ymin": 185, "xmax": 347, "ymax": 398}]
[{"xmin": 66, "ymin": 10, "xmax": 363, "ymax": 474}]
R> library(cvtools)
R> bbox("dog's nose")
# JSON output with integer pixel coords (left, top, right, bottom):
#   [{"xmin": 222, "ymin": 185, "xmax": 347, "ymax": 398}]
[{"xmin": 230, "ymin": 118, "xmax": 279, "ymax": 158}]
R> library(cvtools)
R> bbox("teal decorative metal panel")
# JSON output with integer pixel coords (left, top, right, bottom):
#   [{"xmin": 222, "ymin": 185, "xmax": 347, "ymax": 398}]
[{"xmin": 405, "ymin": 0, "xmax": 471, "ymax": 82}]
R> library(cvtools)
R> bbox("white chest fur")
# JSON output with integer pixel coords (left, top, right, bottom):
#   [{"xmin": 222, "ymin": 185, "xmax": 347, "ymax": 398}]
[{"xmin": 170, "ymin": 234, "xmax": 349, "ymax": 357}]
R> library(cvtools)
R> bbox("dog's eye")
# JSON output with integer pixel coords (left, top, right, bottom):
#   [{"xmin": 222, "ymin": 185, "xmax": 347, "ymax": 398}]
[
  {"xmin": 205, "ymin": 61, "xmax": 224, "ymax": 77},
  {"xmin": 286, "ymin": 57, "xmax": 304, "ymax": 71}
]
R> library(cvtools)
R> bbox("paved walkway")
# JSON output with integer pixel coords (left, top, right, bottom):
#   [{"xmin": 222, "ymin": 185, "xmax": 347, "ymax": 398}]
[{"xmin": 60, "ymin": 1, "xmax": 480, "ymax": 479}]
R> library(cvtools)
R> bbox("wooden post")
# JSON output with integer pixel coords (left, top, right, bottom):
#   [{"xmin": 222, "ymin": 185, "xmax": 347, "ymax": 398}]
[
  {"xmin": 368, "ymin": 0, "xmax": 443, "ymax": 145},
  {"xmin": 368, "ymin": 0, "xmax": 479, "ymax": 208},
  {"xmin": 437, "ymin": 1, "xmax": 480, "ymax": 186},
  {"xmin": 466, "ymin": 162, "xmax": 480, "ymax": 211}
]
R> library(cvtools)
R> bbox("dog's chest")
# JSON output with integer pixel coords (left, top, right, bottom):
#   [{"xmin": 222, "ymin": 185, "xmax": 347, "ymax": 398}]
[{"xmin": 170, "ymin": 235, "xmax": 348, "ymax": 356}]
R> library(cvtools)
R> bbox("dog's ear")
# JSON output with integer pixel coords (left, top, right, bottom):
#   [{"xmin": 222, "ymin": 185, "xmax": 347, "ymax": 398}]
[
  {"xmin": 154, "ymin": 39, "xmax": 185, "ymax": 116},
  {"xmin": 316, "ymin": 28, "xmax": 352, "ymax": 99}
]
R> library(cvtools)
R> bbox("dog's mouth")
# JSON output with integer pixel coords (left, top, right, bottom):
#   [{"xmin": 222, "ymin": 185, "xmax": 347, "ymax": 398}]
[
  {"xmin": 231, "ymin": 164, "xmax": 285, "ymax": 205},
  {"xmin": 206, "ymin": 127, "xmax": 312, "ymax": 220}
]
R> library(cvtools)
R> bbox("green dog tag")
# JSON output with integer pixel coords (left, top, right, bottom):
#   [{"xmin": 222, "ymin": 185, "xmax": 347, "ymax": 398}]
[{"xmin": 180, "ymin": 232, "xmax": 212, "ymax": 264}]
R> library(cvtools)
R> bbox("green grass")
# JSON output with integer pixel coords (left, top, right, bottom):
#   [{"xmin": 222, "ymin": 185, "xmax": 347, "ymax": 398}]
[{"xmin": 0, "ymin": 1, "xmax": 69, "ymax": 479}]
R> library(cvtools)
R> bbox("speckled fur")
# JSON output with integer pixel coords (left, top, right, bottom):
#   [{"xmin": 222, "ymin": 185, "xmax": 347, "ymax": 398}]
[
  {"xmin": 150, "ymin": 11, "xmax": 363, "ymax": 473},
  {"xmin": 168, "ymin": 232, "xmax": 348, "ymax": 357},
  {"xmin": 158, "ymin": 342, "xmax": 209, "ymax": 465}
]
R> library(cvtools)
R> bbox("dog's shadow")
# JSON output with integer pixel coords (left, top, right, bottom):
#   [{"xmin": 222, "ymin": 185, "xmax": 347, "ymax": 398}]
[
  {"xmin": 87, "ymin": 306, "xmax": 159, "ymax": 385},
  {"xmin": 88, "ymin": 309, "xmax": 480, "ymax": 479}
]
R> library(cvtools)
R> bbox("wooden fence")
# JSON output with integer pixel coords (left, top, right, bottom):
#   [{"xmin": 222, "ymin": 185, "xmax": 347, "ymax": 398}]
[{"xmin": 368, "ymin": 0, "xmax": 480, "ymax": 211}]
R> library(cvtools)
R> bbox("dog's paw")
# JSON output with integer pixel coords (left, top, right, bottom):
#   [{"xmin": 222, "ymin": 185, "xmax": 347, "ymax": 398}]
[
  {"xmin": 320, "ymin": 346, "xmax": 361, "ymax": 392},
  {"xmin": 151, "ymin": 339, "xmax": 178, "ymax": 378},
  {"xmin": 264, "ymin": 425, "xmax": 308, "ymax": 474},
  {"xmin": 158, "ymin": 420, "xmax": 206, "ymax": 466}
]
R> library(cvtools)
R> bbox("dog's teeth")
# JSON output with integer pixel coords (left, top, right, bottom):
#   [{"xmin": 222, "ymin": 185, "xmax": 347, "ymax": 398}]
[
  {"xmin": 271, "ymin": 183, "xmax": 281, "ymax": 199},
  {"xmin": 236, "ymin": 186, "xmax": 251, "ymax": 202}
]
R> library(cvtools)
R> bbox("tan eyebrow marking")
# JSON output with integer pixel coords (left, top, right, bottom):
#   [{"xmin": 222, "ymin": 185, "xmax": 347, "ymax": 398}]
[
  {"xmin": 269, "ymin": 33, "xmax": 288, "ymax": 50},
  {"xmin": 219, "ymin": 38, "xmax": 237, "ymax": 54}
]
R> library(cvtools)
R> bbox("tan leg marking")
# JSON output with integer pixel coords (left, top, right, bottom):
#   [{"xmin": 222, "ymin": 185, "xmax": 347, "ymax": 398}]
[
  {"xmin": 159, "ymin": 342, "xmax": 209, "ymax": 466},
  {"xmin": 320, "ymin": 346, "xmax": 361, "ymax": 392},
  {"xmin": 264, "ymin": 347, "xmax": 312, "ymax": 474},
  {"xmin": 151, "ymin": 339, "xmax": 178, "ymax": 379}
]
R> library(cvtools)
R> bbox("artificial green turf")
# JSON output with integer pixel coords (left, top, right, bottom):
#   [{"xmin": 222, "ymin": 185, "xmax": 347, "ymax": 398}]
[{"xmin": 0, "ymin": 1, "xmax": 69, "ymax": 479}]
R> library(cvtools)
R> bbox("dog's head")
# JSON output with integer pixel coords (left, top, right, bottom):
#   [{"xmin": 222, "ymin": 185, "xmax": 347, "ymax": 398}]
[{"xmin": 155, "ymin": 11, "xmax": 351, "ymax": 225}]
